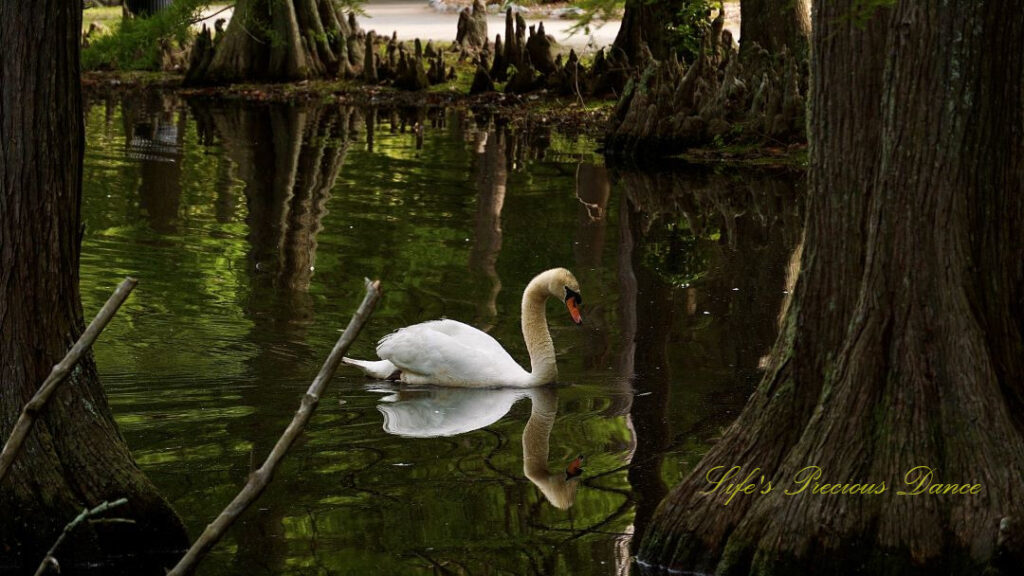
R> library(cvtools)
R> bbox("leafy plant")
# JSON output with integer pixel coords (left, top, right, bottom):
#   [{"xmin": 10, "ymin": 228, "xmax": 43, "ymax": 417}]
[
  {"xmin": 569, "ymin": 0, "xmax": 720, "ymax": 61},
  {"xmin": 666, "ymin": 0, "xmax": 718, "ymax": 61},
  {"xmin": 567, "ymin": 0, "xmax": 623, "ymax": 35},
  {"xmin": 81, "ymin": 0, "xmax": 209, "ymax": 71}
]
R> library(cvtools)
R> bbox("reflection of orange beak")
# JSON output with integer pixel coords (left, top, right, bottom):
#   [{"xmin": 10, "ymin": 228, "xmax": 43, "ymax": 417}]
[
  {"xmin": 567, "ymin": 298, "xmax": 583, "ymax": 325},
  {"xmin": 565, "ymin": 455, "xmax": 584, "ymax": 478}
]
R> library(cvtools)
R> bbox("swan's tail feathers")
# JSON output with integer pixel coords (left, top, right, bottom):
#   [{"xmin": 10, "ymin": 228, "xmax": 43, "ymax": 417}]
[{"xmin": 342, "ymin": 357, "xmax": 401, "ymax": 381}]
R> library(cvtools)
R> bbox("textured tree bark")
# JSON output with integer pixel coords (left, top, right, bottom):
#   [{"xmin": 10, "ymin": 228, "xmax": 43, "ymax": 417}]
[
  {"xmin": 739, "ymin": 0, "xmax": 810, "ymax": 59},
  {"xmin": 604, "ymin": 0, "xmax": 809, "ymax": 158},
  {"xmin": 191, "ymin": 0, "xmax": 357, "ymax": 84},
  {"xmin": 610, "ymin": 0, "xmax": 678, "ymax": 63},
  {"xmin": 638, "ymin": 1, "xmax": 1024, "ymax": 574},
  {"xmin": 201, "ymin": 102, "xmax": 351, "ymax": 296},
  {"xmin": 0, "ymin": 0, "xmax": 188, "ymax": 571}
]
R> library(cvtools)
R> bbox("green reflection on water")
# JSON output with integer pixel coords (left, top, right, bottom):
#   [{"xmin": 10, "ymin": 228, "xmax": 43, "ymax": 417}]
[{"xmin": 80, "ymin": 91, "xmax": 801, "ymax": 575}]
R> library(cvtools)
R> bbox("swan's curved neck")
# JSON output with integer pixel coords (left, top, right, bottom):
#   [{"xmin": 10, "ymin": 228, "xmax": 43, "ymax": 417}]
[{"xmin": 521, "ymin": 272, "xmax": 557, "ymax": 385}]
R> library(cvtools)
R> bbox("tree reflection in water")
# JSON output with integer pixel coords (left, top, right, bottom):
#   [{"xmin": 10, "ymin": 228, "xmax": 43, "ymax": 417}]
[
  {"xmin": 123, "ymin": 91, "xmax": 185, "ymax": 235},
  {"xmin": 81, "ymin": 93, "xmax": 805, "ymax": 575},
  {"xmin": 468, "ymin": 116, "xmax": 507, "ymax": 331},
  {"xmin": 192, "ymin": 101, "xmax": 356, "ymax": 573},
  {"xmin": 615, "ymin": 166, "xmax": 804, "ymax": 565}
]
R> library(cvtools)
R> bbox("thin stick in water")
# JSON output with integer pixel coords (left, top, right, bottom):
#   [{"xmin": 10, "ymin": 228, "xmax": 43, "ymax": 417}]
[
  {"xmin": 0, "ymin": 277, "xmax": 139, "ymax": 483},
  {"xmin": 33, "ymin": 498, "xmax": 132, "ymax": 576},
  {"xmin": 166, "ymin": 279, "xmax": 382, "ymax": 576}
]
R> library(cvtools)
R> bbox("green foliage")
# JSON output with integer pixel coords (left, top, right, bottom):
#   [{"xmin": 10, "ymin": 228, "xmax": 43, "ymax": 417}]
[
  {"xmin": 570, "ymin": 0, "xmax": 719, "ymax": 61},
  {"xmin": 332, "ymin": 0, "xmax": 365, "ymax": 12},
  {"xmin": 666, "ymin": 0, "xmax": 718, "ymax": 61},
  {"xmin": 567, "ymin": 0, "xmax": 623, "ymax": 36},
  {"xmin": 642, "ymin": 219, "xmax": 715, "ymax": 287},
  {"xmin": 81, "ymin": 0, "xmax": 208, "ymax": 71}
]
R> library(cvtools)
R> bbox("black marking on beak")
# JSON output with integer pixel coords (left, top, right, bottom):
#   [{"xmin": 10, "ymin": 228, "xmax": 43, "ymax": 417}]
[
  {"xmin": 564, "ymin": 287, "xmax": 582, "ymax": 306},
  {"xmin": 565, "ymin": 288, "xmax": 583, "ymax": 325}
]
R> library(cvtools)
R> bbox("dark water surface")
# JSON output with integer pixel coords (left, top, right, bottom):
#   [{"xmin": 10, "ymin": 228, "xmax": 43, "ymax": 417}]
[{"xmin": 80, "ymin": 90, "xmax": 803, "ymax": 575}]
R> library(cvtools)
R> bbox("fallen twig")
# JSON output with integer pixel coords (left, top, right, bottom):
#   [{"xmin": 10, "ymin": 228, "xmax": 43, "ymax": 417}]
[
  {"xmin": 0, "ymin": 277, "xmax": 138, "ymax": 483},
  {"xmin": 33, "ymin": 498, "xmax": 133, "ymax": 576},
  {"xmin": 186, "ymin": 3, "xmax": 234, "ymax": 26},
  {"xmin": 166, "ymin": 279, "xmax": 382, "ymax": 576}
]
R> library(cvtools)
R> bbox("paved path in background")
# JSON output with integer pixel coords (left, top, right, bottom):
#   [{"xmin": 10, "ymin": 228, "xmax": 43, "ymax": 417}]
[
  {"xmin": 197, "ymin": 1, "xmax": 742, "ymax": 53},
  {"xmin": 361, "ymin": 0, "xmax": 620, "ymax": 50},
  {"xmin": 197, "ymin": 0, "xmax": 619, "ymax": 52}
]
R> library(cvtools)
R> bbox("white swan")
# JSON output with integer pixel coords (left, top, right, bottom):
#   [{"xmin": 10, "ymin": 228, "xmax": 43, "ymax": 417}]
[{"xmin": 343, "ymin": 268, "xmax": 583, "ymax": 387}]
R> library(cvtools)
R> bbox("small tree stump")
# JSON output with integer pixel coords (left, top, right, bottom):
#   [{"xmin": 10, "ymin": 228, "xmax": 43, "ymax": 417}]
[
  {"xmin": 455, "ymin": 0, "xmax": 488, "ymax": 52},
  {"xmin": 470, "ymin": 59, "xmax": 495, "ymax": 94},
  {"xmin": 525, "ymin": 22, "xmax": 556, "ymax": 75},
  {"xmin": 363, "ymin": 31, "xmax": 377, "ymax": 82}
]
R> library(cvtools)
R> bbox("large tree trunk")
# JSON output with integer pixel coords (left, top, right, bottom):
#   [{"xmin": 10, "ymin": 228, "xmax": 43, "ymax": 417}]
[
  {"xmin": 0, "ymin": 1, "xmax": 188, "ymax": 571},
  {"xmin": 638, "ymin": 1, "xmax": 1024, "ymax": 574},
  {"xmin": 610, "ymin": 0, "xmax": 679, "ymax": 63},
  {"xmin": 605, "ymin": 0, "xmax": 809, "ymax": 158},
  {"xmin": 191, "ymin": 0, "xmax": 357, "ymax": 84},
  {"xmin": 739, "ymin": 0, "xmax": 810, "ymax": 59}
]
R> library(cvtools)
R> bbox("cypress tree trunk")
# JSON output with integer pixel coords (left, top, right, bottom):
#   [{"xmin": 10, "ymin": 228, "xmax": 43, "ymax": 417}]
[
  {"xmin": 192, "ymin": 0, "xmax": 357, "ymax": 84},
  {"xmin": 739, "ymin": 0, "xmax": 810, "ymax": 59},
  {"xmin": 605, "ymin": 0, "xmax": 810, "ymax": 157},
  {"xmin": 610, "ymin": 0, "xmax": 679, "ymax": 63},
  {"xmin": 638, "ymin": 1, "xmax": 1024, "ymax": 574},
  {"xmin": 0, "ymin": 0, "xmax": 188, "ymax": 570}
]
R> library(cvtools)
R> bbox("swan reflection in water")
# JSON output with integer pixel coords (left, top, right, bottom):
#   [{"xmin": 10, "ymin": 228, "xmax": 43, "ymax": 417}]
[{"xmin": 374, "ymin": 386, "xmax": 582, "ymax": 509}]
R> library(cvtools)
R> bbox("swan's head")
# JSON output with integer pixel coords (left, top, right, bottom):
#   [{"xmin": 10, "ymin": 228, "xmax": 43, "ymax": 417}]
[{"xmin": 545, "ymin": 268, "xmax": 583, "ymax": 325}]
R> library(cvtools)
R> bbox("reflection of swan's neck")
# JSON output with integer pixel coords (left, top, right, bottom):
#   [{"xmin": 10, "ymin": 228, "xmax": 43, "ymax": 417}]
[
  {"xmin": 523, "ymin": 391, "xmax": 556, "ymax": 477},
  {"xmin": 523, "ymin": 390, "xmax": 577, "ymax": 510},
  {"xmin": 522, "ymin": 272, "xmax": 557, "ymax": 385}
]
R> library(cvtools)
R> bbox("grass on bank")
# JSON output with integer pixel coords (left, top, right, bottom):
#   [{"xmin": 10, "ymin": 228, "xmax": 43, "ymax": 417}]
[
  {"xmin": 82, "ymin": 5, "xmax": 123, "ymax": 33},
  {"xmin": 81, "ymin": 1, "xmax": 210, "ymax": 71}
]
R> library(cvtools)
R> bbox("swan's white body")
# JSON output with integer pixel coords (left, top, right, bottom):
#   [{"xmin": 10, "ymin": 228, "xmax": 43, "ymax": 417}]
[{"xmin": 344, "ymin": 268, "xmax": 582, "ymax": 388}]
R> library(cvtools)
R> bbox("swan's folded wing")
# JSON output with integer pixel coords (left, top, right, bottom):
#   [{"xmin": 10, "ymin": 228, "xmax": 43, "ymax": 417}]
[
  {"xmin": 376, "ymin": 320, "xmax": 526, "ymax": 386},
  {"xmin": 419, "ymin": 320, "xmax": 514, "ymax": 358}
]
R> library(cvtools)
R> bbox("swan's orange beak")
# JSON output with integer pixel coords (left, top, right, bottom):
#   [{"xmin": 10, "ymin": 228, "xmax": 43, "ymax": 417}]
[
  {"xmin": 566, "ymin": 297, "xmax": 583, "ymax": 325},
  {"xmin": 565, "ymin": 455, "xmax": 584, "ymax": 479}
]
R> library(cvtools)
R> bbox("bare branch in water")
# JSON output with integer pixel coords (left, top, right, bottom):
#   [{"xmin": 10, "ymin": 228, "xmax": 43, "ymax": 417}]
[
  {"xmin": 166, "ymin": 279, "xmax": 383, "ymax": 576},
  {"xmin": 0, "ymin": 278, "xmax": 139, "ymax": 483},
  {"xmin": 34, "ymin": 498, "xmax": 133, "ymax": 576}
]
